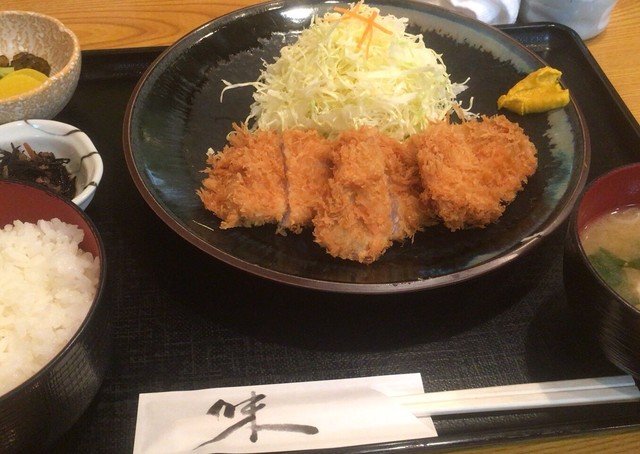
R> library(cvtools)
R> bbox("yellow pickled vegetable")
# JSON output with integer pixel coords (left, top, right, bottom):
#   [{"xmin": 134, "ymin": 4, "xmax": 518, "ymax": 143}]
[
  {"xmin": 0, "ymin": 68, "xmax": 48, "ymax": 99},
  {"xmin": 497, "ymin": 67, "xmax": 569, "ymax": 115},
  {"xmin": 3, "ymin": 68, "xmax": 48, "ymax": 83}
]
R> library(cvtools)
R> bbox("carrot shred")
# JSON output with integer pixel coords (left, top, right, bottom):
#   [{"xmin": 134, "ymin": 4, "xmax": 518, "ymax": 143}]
[
  {"xmin": 23, "ymin": 142, "xmax": 38, "ymax": 160},
  {"xmin": 333, "ymin": 2, "xmax": 392, "ymax": 58}
]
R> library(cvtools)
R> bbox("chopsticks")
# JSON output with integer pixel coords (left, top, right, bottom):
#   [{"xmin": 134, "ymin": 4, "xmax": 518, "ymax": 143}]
[{"xmin": 394, "ymin": 375, "xmax": 640, "ymax": 417}]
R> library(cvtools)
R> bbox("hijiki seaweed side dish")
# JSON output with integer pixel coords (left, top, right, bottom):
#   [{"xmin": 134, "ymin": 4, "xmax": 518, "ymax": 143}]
[{"xmin": 0, "ymin": 142, "xmax": 76, "ymax": 198}]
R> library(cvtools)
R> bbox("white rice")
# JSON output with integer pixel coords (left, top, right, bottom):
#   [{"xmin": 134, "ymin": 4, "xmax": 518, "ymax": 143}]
[{"xmin": 0, "ymin": 218, "xmax": 100, "ymax": 396}]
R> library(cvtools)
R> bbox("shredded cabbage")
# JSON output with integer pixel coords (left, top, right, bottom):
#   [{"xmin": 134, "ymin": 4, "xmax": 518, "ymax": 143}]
[{"xmin": 222, "ymin": 2, "xmax": 472, "ymax": 140}]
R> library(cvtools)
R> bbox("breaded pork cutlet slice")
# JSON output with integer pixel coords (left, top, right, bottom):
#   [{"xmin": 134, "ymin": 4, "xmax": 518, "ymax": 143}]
[
  {"xmin": 312, "ymin": 128, "xmax": 395, "ymax": 264},
  {"xmin": 279, "ymin": 129, "xmax": 333, "ymax": 234},
  {"xmin": 381, "ymin": 132, "xmax": 437, "ymax": 241},
  {"xmin": 197, "ymin": 125, "xmax": 286, "ymax": 229},
  {"xmin": 411, "ymin": 115, "xmax": 537, "ymax": 231},
  {"xmin": 312, "ymin": 127, "xmax": 428, "ymax": 264}
]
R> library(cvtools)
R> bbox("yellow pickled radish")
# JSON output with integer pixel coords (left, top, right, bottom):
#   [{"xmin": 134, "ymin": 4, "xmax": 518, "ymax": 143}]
[
  {"xmin": 0, "ymin": 68, "xmax": 49, "ymax": 99},
  {"xmin": 2, "ymin": 68, "xmax": 49, "ymax": 83}
]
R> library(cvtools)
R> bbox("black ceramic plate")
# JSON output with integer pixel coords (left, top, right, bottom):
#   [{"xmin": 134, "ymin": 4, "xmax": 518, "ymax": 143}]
[{"xmin": 124, "ymin": 0, "xmax": 590, "ymax": 294}]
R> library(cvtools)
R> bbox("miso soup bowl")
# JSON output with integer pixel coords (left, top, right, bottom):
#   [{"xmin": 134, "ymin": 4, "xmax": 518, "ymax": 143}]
[{"xmin": 563, "ymin": 163, "xmax": 640, "ymax": 377}]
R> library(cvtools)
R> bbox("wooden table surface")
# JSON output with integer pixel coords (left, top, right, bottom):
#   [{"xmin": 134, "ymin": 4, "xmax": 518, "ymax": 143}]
[{"xmin": 5, "ymin": 0, "xmax": 639, "ymax": 452}]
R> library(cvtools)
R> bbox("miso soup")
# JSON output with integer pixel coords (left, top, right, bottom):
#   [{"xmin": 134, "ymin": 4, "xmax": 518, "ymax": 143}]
[{"xmin": 579, "ymin": 205, "xmax": 640, "ymax": 307}]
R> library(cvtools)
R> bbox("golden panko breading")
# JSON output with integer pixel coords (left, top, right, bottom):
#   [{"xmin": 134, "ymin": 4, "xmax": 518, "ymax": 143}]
[
  {"xmin": 197, "ymin": 125, "xmax": 286, "ymax": 229},
  {"xmin": 410, "ymin": 115, "xmax": 537, "ymax": 231},
  {"xmin": 198, "ymin": 115, "xmax": 538, "ymax": 263},
  {"xmin": 312, "ymin": 128, "xmax": 395, "ymax": 264},
  {"xmin": 380, "ymin": 129, "xmax": 437, "ymax": 240},
  {"xmin": 280, "ymin": 129, "xmax": 333, "ymax": 233}
]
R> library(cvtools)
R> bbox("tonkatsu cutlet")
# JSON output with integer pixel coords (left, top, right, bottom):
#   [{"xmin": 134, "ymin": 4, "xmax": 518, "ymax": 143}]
[
  {"xmin": 197, "ymin": 125, "xmax": 286, "ymax": 229},
  {"xmin": 409, "ymin": 115, "xmax": 537, "ymax": 231},
  {"xmin": 197, "ymin": 115, "xmax": 539, "ymax": 263},
  {"xmin": 380, "ymin": 130, "xmax": 436, "ymax": 241},
  {"xmin": 312, "ymin": 127, "xmax": 395, "ymax": 264},
  {"xmin": 198, "ymin": 126, "xmax": 334, "ymax": 234},
  {"xmin": 279, "ymin": 129, "xmax": 333, "ymax": 233}
]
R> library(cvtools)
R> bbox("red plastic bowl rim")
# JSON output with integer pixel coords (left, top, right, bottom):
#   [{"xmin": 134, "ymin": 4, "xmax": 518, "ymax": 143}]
[{"xmin": 0, "ymin": 180, "xmax": 107, "ymax": 402}]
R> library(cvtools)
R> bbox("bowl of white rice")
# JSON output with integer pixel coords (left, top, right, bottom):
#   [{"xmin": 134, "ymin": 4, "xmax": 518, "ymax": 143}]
[{"xmin": 0, "ymin": 179, "xmax": 109, "ymax": 453}]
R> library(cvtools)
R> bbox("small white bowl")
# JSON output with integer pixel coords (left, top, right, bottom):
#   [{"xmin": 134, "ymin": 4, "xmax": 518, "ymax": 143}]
[
  {"xmin": 0, "ymin": 11, "xmax": 81, "ymax": 124},
  {"xmin": 0, "ymin": 119, "xmax": 103, "ymax": 209}
]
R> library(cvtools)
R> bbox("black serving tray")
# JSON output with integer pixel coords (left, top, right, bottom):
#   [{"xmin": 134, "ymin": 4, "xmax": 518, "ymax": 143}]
[{"xmin": 50, "ymin": 24, "xmax": 640, "ymax": 453}]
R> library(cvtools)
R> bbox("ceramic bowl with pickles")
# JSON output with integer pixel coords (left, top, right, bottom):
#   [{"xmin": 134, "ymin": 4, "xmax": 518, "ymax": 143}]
[{"xmin": 0, "ymin": 10, "xmax": 81, "ymax": 124}]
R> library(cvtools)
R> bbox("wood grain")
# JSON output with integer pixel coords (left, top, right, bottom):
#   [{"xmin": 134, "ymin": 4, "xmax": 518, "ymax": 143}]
[
  {"xmin": 3, "ymin": 0, "xmax": 639, "ymax": 452},
  {"xmin": 584, "ymin": 0, "xmax": 640, "ymax": 122},
  {"xmin": 4, "ymin": 0, "xmax": 639, "ymax": 122}
]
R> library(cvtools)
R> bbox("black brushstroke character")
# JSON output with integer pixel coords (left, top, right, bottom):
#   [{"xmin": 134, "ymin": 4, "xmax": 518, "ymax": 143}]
[{"xmin": 194, "ymin": 391, "xmax": 319, "ymax": 450}]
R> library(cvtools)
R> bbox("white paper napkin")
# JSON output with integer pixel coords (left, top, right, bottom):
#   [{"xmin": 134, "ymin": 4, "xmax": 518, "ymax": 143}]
[
  {"xmin": 133, "ymin": 374, "xmax": 437, "ymax": 454},
  {"xmin": 419, "ymin": 0, "xmax": 521, "ymax": 24},
  {"xmin": 519, "ymin": 0, "xmax": 618, "ymax": 39}
]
